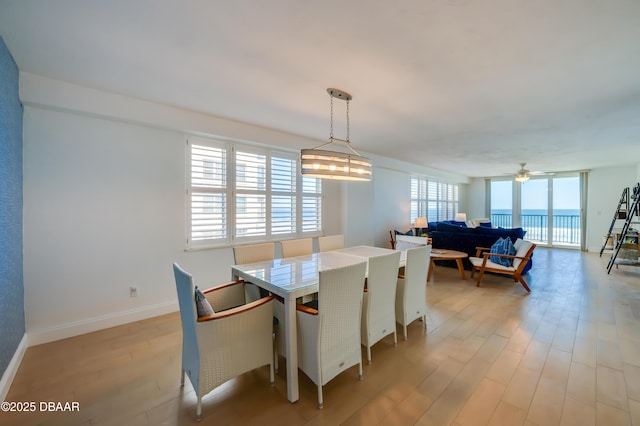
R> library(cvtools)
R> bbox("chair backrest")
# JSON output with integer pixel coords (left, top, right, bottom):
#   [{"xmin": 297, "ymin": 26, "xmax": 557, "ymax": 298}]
[
  {"xmin": 512, "ymin": 239, "xmax": 536, "ymax": 270},
  {"xmin": 317, "ymin": 262, "xmax": 367, "ymax": 360},
  {"xmin": 318, "ymin": 234, "xmax": 345, "ymax": 252},
  {"xmin": 281, "ymin": 238, "xmax": 313, "ymax": 258},
  {"xmin": 389, "ymin": 230, "xmax": 396, "ymax": 249},
  {"xmin": 401, "ymin": 245, "xmax": 431, "ymax": 309},
  {"xmin": 173, "ymin": 263, "xmax": 200, "ymax": 383},
  {"xmin": 395, "ymin": 234, "xmax": 429, "ymax": 251},
  {"xmin": 365, "ymin": 251, "xmax": 402, "ymax": 321},
  {"xmin": 233, "ymin": 242, "xmax": 275, "ymax": 264}
]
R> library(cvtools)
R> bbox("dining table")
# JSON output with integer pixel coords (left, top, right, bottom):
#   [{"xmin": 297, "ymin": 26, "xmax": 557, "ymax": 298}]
[{"xmin": 230, "ymin": 245, "xmax": 404, "ymax": 403}]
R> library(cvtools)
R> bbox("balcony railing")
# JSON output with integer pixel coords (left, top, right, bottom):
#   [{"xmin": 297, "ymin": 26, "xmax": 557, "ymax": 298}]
[{"xmin": 491, "ymin": 213, "xmax": 581, "ymax": 245}]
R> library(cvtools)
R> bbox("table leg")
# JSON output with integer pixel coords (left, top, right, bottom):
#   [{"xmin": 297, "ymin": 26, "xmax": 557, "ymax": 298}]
[
  {"xmin": 456, "ymin": 259, "xmax": 467, "ymax": 280},
  {"xmin": 284, "ymin": 296, "xmax": 299, "ymax": 402},
  {"xmin": 427, "ymin": 259, "xmax": 435, "ymax": 281}
]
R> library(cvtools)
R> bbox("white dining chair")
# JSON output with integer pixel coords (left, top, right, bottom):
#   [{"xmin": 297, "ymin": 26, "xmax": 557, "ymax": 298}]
[
  {"xmin": 318, "ymin": 234, "xmax": 344, "ymax": 252},
  {"xmin": 361, "ymin": 250, "xmax": 402, "ymax": 364},
  {"xmin": 395, "ymin": 245, "xmax": 431, "ymax": 340},
  {"xmin": 233, "ymin": 242, "xmax": 275, "ymax": 301},
  {"xmin": 284, "ymin": 261, "xmax": 366, "ymax": 408},
  {"xmin": 281, "ymin": 238, "xmax": 313, "ymax": 258},
  {"xmin": 173, "ymin": 263, "xmax": 274, "ymax": 420}
]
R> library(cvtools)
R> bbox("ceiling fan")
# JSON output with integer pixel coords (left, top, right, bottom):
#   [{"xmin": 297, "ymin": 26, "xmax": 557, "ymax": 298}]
[{"xmin": 511, "ymin": 163, "xmax": 552, "ymax": 182}]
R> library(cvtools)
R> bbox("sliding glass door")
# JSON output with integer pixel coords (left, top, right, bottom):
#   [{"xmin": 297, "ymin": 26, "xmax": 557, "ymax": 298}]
[
  {"xmin": 521, "ymin": 178, "xmax": 549, "ymax": 243},
  {"xmin": 490, "ymin": 174, "xmax": 581, "ymax": 248},
  {"xmin": 490, "ymin": 180, "xmax": 513, "ymax": 227}
]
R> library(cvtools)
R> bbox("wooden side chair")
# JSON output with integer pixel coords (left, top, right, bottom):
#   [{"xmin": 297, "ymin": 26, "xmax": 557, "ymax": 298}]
[{"xmin": 469, "ymin": 239, "xmax": 536, "ymax": 292}]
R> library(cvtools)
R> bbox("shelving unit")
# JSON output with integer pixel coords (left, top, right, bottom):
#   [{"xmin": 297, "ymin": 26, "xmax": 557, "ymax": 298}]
[
  {"xmin": 607, "ymin": 183, "xmax": 640, "ymax": 273},
  {"xmin": 600, "ymin": 187, "xmax": 629, "ymax": 256}
]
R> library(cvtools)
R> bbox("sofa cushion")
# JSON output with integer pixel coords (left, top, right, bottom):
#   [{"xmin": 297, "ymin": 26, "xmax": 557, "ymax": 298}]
[
  {"xmin": 436, "ymin": 222, "xmax": 470, "ymax": 234},
  {"xmin": 475, "ymin": 226, "xmax": 526, "ymax": 241},
  {"xmin": 512, "ymin": 239, "xmax": 534, "ymax": 269},
  {"xmin": 489, "ymin": 237, "xmax": 516, "ymax": 267}
]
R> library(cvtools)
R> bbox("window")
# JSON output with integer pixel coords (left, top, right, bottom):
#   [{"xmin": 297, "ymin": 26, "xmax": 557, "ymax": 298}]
[
  {"xmin": 410, "ymin": 176, "xmax": 459, "ymax": 224},
  {"xmin": 187, "ymin": 137, "xmax": 322, "ymax": 248}
]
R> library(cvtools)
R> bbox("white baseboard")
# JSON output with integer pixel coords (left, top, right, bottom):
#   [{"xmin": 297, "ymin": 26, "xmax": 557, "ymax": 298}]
[
  {"xmin": 0, "ymin": 334, "xmax": 28, "ymax": 401},
  {"xmin": 27, "ymin": 301, "xmax": 178, "ymax": 346}
]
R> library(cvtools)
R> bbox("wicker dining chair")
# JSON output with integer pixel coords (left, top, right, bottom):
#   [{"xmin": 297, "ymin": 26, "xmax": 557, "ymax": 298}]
[
  {"xmin": 318, "ymin": 234, "xmax": 345, "ymax": 252},
  {"xmin": 173, "ymin": 263, "xmax": 274, "ymax": 421},
  {"xmin": 233, "ymin": 242, "xmax": 275, "ymax": 301},
  {"xmin": 290, "ymin": 261, "xmax": 367, "ymax": 408},
  {"xmin": 281, "ymin": 238, "xmax": 313, "ymax": 258},
  {"xmin": 395, "ymin": 245, "xmax": 431, "ymax": 340},
  {"xmin": 361, "ymin": 250, "xmax": 402, "ymax": 364}
]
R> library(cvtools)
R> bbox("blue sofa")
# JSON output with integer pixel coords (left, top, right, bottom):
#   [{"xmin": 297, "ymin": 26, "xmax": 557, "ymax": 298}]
[{"xmin": 425, "ymin": 221, "xmax": 532, "ymax": 272}]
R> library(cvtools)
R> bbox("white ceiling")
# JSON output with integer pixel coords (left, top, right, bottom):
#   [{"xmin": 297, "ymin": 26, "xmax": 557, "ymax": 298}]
[{"xmin": 1, "ymin": 0, "xmax": 640, "ymax": 178}]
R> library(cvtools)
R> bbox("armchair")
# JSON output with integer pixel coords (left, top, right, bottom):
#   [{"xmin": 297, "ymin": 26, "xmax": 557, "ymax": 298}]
[
  {"xmin": 173, "ymin": 263, "xmax": 275, "ymax": 420},
  {"xmin": 469, "ymin": 239, "xmax": 536, "ymax": 292}
]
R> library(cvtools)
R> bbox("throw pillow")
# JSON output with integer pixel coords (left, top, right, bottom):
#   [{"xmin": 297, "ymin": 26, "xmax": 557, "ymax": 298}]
[
  {"xmin": 489, "ymin": 238, "xmax": 516, "ymax": 267},
  {"xmin": 195, "ymin": 286, "xmax": 214, "ymax": 317},
  {"xmin": 395, "ymin": 229, "xmax": 414, "ymax": 236}
]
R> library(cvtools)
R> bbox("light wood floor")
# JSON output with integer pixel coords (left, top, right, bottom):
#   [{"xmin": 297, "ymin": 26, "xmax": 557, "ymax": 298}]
[{"xmin": 4, "ymin": 248, "xmax": 640, "ymax": 425}]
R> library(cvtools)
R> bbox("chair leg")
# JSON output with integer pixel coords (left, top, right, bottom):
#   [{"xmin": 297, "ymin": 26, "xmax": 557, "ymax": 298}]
[
  {"xmin": 196, "ymin": 395, "xmax": 202, "ymax": 421},
  {"xmin": 403, "ymin": 324, "xmax": 408, "ymax": 340},
  {"xmin": 358, "ymin": 361, "xmax": 363, "ymax": 380},
  {"xmin": 422, "ymin": 315, "xmax": 427, "ymax": 333},
  {"xmin": 269, "ymin": 361, "xmax": 275, "ymax": 386},
  {"xmin": 367, "ymin": 346, "xmax": 372, "ymax": 364},
  {"xmin": 476, "ymin": 269, "xmax": 486, "ymax": 287},
  {"xmin": 393, "ymin": 331, "xmax": 397, "ymax": 347},
  {"xmin": 181, "ymin": 368, "xmax": 185, "ymax": 387},
  {"xmin": 516, "ymin": 274, "xmax": 531, "ymax": 292},
  {"xmin": 273, "ymin": 332, "xmax": 279, "ymax": 373},
  {"xmin": 317, "ymin": 384, "xmax": 323, "ymax": 409}
]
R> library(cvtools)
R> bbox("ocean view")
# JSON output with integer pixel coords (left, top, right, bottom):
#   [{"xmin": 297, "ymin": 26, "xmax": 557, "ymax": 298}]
[
  {"xmin": 491, "ymin": 209, "xmax": 580, "ymax": 216},
  {"xmin": 490, "ymin": 209, "xmax": 581, "ymax": 244}
]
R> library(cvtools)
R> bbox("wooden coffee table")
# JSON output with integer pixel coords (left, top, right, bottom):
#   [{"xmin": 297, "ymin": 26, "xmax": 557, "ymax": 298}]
[{"xmin": 428, "ymin": 249, "xmax": 468, "ymax": 281}]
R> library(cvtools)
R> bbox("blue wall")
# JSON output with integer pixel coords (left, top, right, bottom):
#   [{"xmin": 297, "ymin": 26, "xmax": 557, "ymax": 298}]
[{"xmin": 0, "ymin": 36, "xmax": 25, "ymax": 376}]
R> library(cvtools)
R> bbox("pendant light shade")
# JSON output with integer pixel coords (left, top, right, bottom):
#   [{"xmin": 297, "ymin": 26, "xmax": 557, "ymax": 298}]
[{"xmin": 300, "ymin": 89, "xmax": 372, "ymax": 181}]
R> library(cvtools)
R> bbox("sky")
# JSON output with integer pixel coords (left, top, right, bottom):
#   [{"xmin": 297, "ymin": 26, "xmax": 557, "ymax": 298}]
[{"xmin": 491, "ymin": 176, "xmax": 580, "ymax": 211}]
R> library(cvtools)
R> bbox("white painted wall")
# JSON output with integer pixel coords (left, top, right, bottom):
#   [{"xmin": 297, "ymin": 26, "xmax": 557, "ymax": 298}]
[
  {"xmin": 21, "ymin": 73, "xmax": 468, "ymax": 344},
  {"xmin": 586, "ymin": 164, "xmax": 639, "ymax": 252}
]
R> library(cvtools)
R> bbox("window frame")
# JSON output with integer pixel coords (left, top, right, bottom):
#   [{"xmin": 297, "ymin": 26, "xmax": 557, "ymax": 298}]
[
  {"xmin": 186, "ymin": 136, "xmax": 323, "ymax": 249},
  {"xmin": 410, "ymin": 176, "xmax": 459, "ymax": 224}
]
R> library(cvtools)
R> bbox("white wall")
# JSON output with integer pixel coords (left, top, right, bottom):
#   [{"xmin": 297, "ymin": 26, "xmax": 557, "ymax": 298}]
[
  {"xmin": 586, "ymin": 164, "xmax": 639, "ymax": 252},
  {"xmin": 21, "ymin": 73, "xmax": 468, "ymax": 344},
  {"xmin": 466, "ymin": 178, "xmax": 488, "ymax": 220}
]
